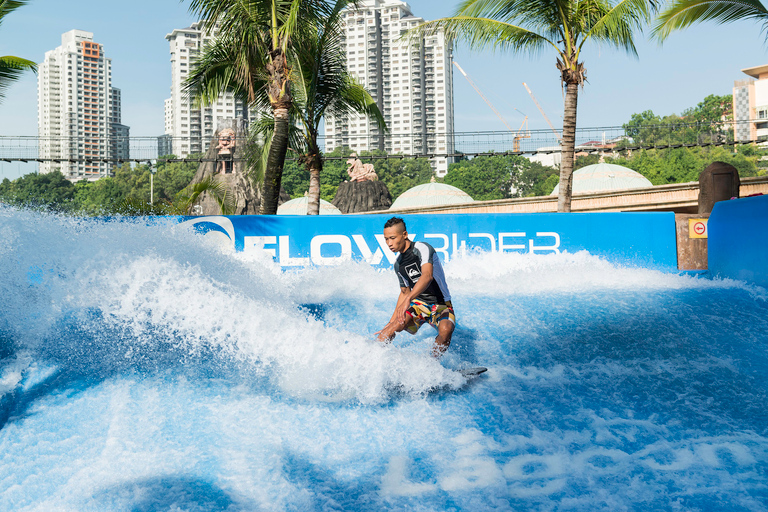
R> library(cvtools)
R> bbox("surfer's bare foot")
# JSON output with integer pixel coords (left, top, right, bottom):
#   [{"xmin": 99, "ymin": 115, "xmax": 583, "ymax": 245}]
[{"xmin": 431, "ymin": 340, "xmax": 449, "ymax": 358}]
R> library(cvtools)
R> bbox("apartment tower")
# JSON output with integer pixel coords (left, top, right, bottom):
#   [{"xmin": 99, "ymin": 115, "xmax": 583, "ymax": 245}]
[
  {"xmin": 324, "ymin": 0, "xmax": 455, "ymax": 176},
  {"xmin": 731, "ymin": 64, "xmax": 768, "ymax": 142},
  {"xmin": 164, "ymin": 22, "xmax": 248, "ymax": 157},
  {"xmin": 38, "ymin": 30, "xmax": 129, "ymax": 180}
]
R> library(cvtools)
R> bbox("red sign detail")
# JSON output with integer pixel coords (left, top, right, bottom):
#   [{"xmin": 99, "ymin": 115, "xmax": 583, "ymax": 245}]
[{"xmin": 693, "ymin": 222, "xmax": 706, "ymax": 235}]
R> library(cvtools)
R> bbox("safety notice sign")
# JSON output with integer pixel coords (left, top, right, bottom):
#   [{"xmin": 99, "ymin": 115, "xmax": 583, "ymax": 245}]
[{"xmin": 689, "ymin": 218, "xmax": 708, "ymax": 239}]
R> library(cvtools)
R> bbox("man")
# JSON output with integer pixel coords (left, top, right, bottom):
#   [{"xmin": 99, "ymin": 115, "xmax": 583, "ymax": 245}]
[{"xmin": 375, "ymin": 217, "xmax": 455, "ymax": 357}]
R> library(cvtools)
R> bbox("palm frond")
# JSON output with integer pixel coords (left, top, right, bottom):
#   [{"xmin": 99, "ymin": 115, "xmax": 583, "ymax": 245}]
[
  {"xmin": 176, "ymin": 176, "xmax": 235, "ymax": 215},
  {"xmin": 185, "ymin": 30, "xmax": 268, "ymax": 107},
  {"xmin": 0, "ymin": 55, "xmax": 37, "ymax": 102},
  {"xmin": 579, "ymin": 0, "xmax": 659, "ymax": 56},
  {"xmin": 0, "ymin": 0, "xmax": 30, "ymax": 27},
  {"xmin": 653, "ymin": 0, "xmax": 768, "ymax": 41},
  {"xmin": 408, "ymin": 16, "xmax": 556, "ymax": 55}
]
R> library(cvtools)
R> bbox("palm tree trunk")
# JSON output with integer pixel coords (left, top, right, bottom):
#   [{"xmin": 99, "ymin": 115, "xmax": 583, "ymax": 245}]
[
  {"xmin": 558, "ymin": 82, "xmax": 579, "ymax": 213},
  {"xmin": 306, "ymin": 149, "xmax": 322, "ymax": 215},
  {"xmin": 260, "ymin": 105, "xmax": 290, "ymax": 214}
]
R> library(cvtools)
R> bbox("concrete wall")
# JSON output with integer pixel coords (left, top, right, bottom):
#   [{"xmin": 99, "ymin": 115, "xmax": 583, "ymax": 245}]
[{"xmin": 708, "ymin": 195, "xmax": 768, "ymax": 288}]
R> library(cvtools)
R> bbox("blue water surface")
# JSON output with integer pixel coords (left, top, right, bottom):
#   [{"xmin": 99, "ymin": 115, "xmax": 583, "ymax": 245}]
[{"xmin": 1, "ymin": 207, "xmax": 767, "ymax": 511}]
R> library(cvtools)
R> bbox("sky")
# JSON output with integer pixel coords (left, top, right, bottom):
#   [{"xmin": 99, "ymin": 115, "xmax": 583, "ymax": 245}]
[{"xmin": 1, "ymin": 0, "xmax": 767, "ymax": 179}]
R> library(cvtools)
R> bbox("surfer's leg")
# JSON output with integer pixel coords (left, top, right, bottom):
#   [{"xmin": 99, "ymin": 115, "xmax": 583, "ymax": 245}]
[{"xmin": 432, "ymin": 318, "xmax": 454, "ymax": 358}]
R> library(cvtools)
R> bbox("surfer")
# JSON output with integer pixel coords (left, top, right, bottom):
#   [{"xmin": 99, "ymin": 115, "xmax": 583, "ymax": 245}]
[{"xmin": 375, "ymin": 217, "xmax": 455, "ymax": 358}]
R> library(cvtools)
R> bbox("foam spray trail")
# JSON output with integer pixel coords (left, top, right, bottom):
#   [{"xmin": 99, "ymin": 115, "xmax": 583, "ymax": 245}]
[
  {"xmin": 0, "ymin": 207, "xmax": 462, "ymax": 404},
  {"xmin": 2, "ymin": 207, "xmax": 768, "ymax": 511}
]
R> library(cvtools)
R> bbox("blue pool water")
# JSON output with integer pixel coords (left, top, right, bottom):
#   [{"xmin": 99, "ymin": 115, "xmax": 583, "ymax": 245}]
[{"xmin": 1, "ymin": 207, "xmax": 767, "ymax": 511}]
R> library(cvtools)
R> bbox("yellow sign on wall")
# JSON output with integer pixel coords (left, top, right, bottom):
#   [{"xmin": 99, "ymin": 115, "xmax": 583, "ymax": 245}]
[{"xmin": 689, "ymin": 218, "xmax": 708, "ymax": 239}]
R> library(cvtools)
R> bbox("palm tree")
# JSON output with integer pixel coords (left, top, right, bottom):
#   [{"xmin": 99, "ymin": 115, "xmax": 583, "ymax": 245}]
[
  {"xmin": 653, "ymin": 0, "xmax": 768, "ymax": 41},
  {"xmin": 289, "ymin": 0, "xmax": 386, "ymax": 215},
  {"xmin": 186, "ymin": 0, "xmax": 332, "ymax": 214},
  {"xmin": 411, "ymin": 0, "xmax": 658, "ymax": 212},
  {"xmin": 0, "ymin": 0, "xmax": 37, "ymax": 104}
]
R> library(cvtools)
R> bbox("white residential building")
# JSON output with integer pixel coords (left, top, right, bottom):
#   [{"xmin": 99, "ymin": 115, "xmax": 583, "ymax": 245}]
[
  {"xmin": 164, "ymin": 22, "xmax": 248, "ymax": 157},
  {"xmin": 38, "ymin": 29, "xmax": 128, "ymax": 180},
  {"xmin": 323, "ymin": 0, "xmax": 455, "ymax": 176}
]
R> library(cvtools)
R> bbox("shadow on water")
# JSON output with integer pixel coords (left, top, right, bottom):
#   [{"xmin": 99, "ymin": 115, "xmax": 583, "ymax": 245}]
[
  {"xmin": 92, "ymin": 475, "xmax": 256, "ymax": 512},
  {"xmin": 0, "ymin": 309, "xmax": 265, "ymax": 432},
  {"xmin": 501, "ymin": 289, "xmax": 768, "ymax": 437},
  {"xmin": 448, "ymin": 326, "xmax": 481, "ymax": 366}
]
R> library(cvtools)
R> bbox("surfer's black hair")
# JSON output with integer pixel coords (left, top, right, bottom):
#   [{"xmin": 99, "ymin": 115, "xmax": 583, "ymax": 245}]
[{"xmin": 384, "ymin": 217, "xmax": 406, "ymax": 231}]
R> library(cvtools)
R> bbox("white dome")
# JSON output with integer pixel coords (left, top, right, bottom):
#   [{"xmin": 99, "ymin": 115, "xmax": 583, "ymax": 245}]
[
  {"xmin": 550, "ymin": 163, "xmax": 653, "ymax": 195},
  {"xmin": 390, "ymin": 182, "xmax": 473, "ymax": 210},
  {"xmin": 277, "ymin": 196, "xmax": 342, "ymax": 215}
]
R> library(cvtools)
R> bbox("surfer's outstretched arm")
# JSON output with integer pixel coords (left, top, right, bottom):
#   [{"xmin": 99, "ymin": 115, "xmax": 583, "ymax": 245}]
[{"xmin": 376, "ymin": 287, "xmax": 411, "ymax": 342}]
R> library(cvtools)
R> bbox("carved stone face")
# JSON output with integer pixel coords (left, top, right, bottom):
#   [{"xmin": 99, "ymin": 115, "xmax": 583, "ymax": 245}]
[{"xmin": 217, "ymin": 129, "xmax": 236, "ymax": 152}]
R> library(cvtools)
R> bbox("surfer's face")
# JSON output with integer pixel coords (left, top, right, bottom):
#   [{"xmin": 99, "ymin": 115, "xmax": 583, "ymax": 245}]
[{"xmin": 383, "ymin": 225, "xmax": 408, "ymax": 254}]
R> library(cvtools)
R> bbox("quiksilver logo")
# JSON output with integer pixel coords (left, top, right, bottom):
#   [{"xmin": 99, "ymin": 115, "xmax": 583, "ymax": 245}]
[{"xmin": 405, "ymin": 263, "xmax": 420, "ymax": 280}]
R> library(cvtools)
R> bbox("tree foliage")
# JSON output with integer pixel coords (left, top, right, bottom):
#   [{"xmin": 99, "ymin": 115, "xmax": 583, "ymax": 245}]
[
  {"xmin": 0, "ymin": 157, "xmax": 201, "ymax": 214},
  {"xmin": 653, "ymin": 0, "xmax": 768, "ymax": 43},
  {"xmin": 444, "ymin": 154, "xmax": 559, "ymax": 200},
  {"xmin": 622, "ymin": 94, "xmax": 733, "ymax": 146},
  {"xmin": 280, "ymin": 147, "xmax": 434, "ymax": 202},
  {"xmin": 0, "ymin": 0, "xmax": 37, "ymax": 104},
  {"xmin": 411, "ymin": 0, "xmax": 659, "ymax": 212},
  {"xmin": 609, "ymin": 146, "xmax": 764, "ymax": 185}
]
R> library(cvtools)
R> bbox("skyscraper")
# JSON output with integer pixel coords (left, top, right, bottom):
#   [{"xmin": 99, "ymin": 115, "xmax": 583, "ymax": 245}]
[
  {"xmin": 164, "ymin": 22, "xmax": 248, "ymax": 157},
  {"xmin": 38, "ymin": 29, "xmax": 129, "ymax": 180},
  {"xmin": 323, "ymin": 0, "xmax": 455, "ymax": 176}
]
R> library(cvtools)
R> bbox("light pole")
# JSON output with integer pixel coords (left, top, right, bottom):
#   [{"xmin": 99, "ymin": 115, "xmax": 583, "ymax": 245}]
[{"xmin": 148, "ymin": 160, "xmax": 156, "ymax": 205}]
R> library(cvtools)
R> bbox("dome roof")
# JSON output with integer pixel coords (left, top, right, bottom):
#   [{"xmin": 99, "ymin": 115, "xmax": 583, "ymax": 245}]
[
  {"xmin": 277, "ymin": 196, "xmax": 342, "ymax": 215},
  {"xmin": 550, "ymin": 163, "xmax": 652, "ymax": 195},
  {"xmin": 390, "ymin": 182, "xmax": 474, "ymax": 210}
]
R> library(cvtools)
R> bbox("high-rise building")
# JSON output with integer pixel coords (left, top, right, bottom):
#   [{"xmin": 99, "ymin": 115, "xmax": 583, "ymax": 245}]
[
  {"xmin": 38, "ymin": 30, "xmax": 129, "ymax": 180},
  {"xmin": 164, "ymin": 22, "xmax": 249, "ymax": 157},
  {"xmin": 109, "ymin": 87, "xmax": 130, "ymax": 163},
  {"xmin": 732, "ymin": 64, "xmax": 768, "ymax": 142},
  {"xmin": 323, "ymin": 0, "xmax": 455, "ymax": 176}
]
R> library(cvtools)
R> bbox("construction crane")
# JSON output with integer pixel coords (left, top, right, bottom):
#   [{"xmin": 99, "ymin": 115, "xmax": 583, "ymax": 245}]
[
  {"xmin": 453, "ymin": 61, "xmax": 530, "ymax": 151},
  {"xmin": 522, "ymin": 82, "xmax": 562, "ymax": 142},
  {"xmin": 513, "ymin": 115, "xmax": 530, "ymax": 152}
]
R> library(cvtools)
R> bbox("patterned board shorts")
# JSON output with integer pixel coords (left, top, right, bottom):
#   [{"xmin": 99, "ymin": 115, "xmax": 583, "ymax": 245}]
[{"xmin": 405, "ymin": 300, "xmax": 455, "ymax": 334}]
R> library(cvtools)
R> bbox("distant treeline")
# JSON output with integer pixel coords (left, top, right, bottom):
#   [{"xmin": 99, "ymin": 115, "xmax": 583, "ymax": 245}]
[
  {"xmin": 0, "ymin": 156, "xmax": 200, "ymax": 214},
  {"xmin": 3, "ymin": 100, "xmax": 767, "ymax": 214}
]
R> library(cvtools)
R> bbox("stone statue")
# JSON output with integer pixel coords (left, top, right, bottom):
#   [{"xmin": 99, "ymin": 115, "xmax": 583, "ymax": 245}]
[
  {"xmin": 215, "ymin": 128, "xmax": 236, "ymax": 174},
  {"xmin": 345, "ymin": 153, "xmax": 378, "ymax": 182}
]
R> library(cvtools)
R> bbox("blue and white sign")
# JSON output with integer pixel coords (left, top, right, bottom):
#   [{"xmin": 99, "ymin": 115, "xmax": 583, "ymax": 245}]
[{"xmin": 179, "ymin": 212, "xmax": 678, "ymax": 270}]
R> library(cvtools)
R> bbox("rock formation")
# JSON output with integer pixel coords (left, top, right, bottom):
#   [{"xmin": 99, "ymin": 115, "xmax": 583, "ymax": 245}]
[{"xmin": 332, "ymin": 180, "xmax": 392, "ymax": 213}]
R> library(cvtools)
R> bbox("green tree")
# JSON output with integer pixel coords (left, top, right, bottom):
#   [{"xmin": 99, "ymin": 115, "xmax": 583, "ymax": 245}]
[
  {"xmin": 0, "ymin": 171, "xmax": 75, "ymax": 210},
  {"xmin": 186, "ymin": 0, "xmax": 333, "ymax": 215},
  {"xmin": 153, "ymin": 154, "xmax": 202, "ymax": 201},
  {"xmin": 444, "ymin": 154, "xmax": 559, "ymax": 199},
  {"xmin": 412, "ymin": 0, "xmax": 658, "ymax": 212},
  {"xmin": 515, "ymin": 159, "xmax": 560, "ymax": 196},
  {"xmin": 372, "ymin": 152, "xmax": 435, "ymax": 201},
  {"xmin": 0, "ymin": 0, "xmax": 37, "ymax": 104},
  {"xmin": 610, "ymin": 146, "xmax": 762, "ymax": 185},
  {"xmin": 444, "ymin": 155, "xmax": 515, "ymax": 200},
  {"xmin": 289, "ymin": 0, "xmax": 385, "ymax": 215}
]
